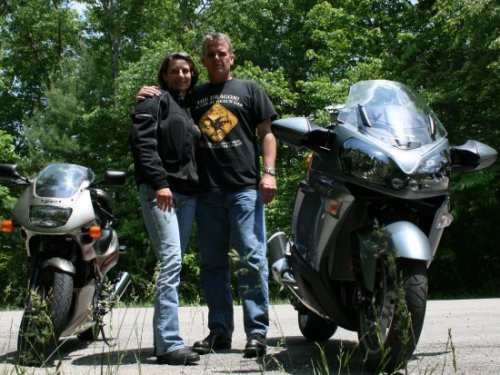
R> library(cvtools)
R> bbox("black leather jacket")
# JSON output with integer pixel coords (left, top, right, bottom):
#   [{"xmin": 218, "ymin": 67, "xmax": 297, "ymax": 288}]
[{"xmin": 130, "ymin": 90, "xmax": 200, "ymax": 194}]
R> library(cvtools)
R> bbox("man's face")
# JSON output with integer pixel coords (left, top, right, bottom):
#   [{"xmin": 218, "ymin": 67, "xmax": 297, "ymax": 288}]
[{"xmin": 201, "ymin": 39, "xmax": 234, "ymax": 84}]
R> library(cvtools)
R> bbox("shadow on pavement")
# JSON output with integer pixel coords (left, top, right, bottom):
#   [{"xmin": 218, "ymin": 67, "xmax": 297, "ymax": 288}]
[
  {"xmin": 1, "ymin": 335, "xmax": 425, "ymax": 374},
  {"xmin": 71, "ymin": 336, "xmax": 372, "ymax": 374}
]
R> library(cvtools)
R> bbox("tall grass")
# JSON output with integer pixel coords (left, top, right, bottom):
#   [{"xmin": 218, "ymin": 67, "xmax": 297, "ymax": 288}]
[
  {"xmin": 0, "ymin": 306, "xmax": 462, "ymax": 375},
  {"xmin": 0, "ymin": 262, "xmax": 463, "ymax": 375}
]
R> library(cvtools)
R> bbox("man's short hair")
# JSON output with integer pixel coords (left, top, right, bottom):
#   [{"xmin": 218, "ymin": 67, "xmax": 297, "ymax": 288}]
[{"xmin": 202, "ymin": 32, "xmax": 233, "ymax": 55}]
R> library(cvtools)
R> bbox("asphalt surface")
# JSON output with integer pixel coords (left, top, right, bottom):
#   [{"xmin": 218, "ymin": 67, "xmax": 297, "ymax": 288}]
[{"xmin": 0, "ymin": 299, "xmax": 499, "ymax": 374}]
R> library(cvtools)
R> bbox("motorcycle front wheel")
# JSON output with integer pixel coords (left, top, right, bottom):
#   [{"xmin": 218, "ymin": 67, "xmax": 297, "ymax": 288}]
[
  {"xmin": 298, "ymin": 309, "xmax": 338, "ymax": 342},
  {"xmin": 17, "ymin": 267, "xmax": 73, "ymax": 366},
  {"xmin": 358, "ymin": 258, "xmax": 428, "ymax": 373}
]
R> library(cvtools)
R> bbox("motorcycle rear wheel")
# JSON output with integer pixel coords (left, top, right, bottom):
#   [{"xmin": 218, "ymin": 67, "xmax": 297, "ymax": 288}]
[
  {"xmin": 358, "ymin": 258, "xmax": 427, "ymax": 373},
  {"xmin": 298, "ymin": 309, "xmax": 338, "ymax": 342},
  {"xmin": 17, "ymin": 267, "xmax": 73, "ymax": 366}
]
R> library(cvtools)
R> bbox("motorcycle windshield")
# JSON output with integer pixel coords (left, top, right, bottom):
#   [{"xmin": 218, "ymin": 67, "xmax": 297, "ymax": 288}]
[
  {"xmin": 337, "ymin": 80, "xmax": 447, "ymax": 150},
  {"xmin": 34, "ymin": 163, "xmax": 94, "ymax": 198}
]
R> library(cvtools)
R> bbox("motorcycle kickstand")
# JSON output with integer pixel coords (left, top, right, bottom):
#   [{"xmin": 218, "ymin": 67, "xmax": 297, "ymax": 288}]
[{"xmin": 99, "ymin": 322, "xmax": 113, "ymax": 347}]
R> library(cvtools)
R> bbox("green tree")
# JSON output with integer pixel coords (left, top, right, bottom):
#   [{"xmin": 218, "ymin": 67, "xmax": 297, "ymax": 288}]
[
  {"xmin": 0, "ymin": 0, "xmax": 82, "ymax": 144},
  {"xmin": 0, "ymin": 130, "xmax": 26, "ymax": 307},
  {"xmin": 0, "ymin": 0, "xmax": 499, "ymax": 307},
  {"xmin": 391, "ymin": 0, "xmax": 500, "ymax": 296}
]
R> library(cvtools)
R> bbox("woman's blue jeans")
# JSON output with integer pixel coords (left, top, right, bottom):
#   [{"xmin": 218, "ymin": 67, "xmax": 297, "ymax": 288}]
[
  {"xmin": 139, "ymin": 184, "xmax": 196, "ymax": 355},
  {"xmin": 196, "ymin": 188, "xmax": 269, "ymax": 338}
]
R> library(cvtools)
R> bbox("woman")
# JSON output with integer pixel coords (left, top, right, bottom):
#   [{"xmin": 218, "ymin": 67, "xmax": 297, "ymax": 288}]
[{"xmin": 130, "ymin": 52, "xmax": 200, "ymax": 365}]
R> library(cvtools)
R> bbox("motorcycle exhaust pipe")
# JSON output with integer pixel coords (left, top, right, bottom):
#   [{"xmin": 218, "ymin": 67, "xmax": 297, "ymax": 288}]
[
  {"xmin": 97, "ymin": 271, "xmax": 131, "ymax": 316},
  {"xmin": 109, "ymin": 271, "xmax": 131, "ymax": 306},
  {"xmin": 267, "ymin": 232, "xmax": 295, "ymax": 286}
]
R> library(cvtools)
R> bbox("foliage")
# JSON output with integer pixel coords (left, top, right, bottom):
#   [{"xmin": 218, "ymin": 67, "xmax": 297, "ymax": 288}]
[
  {"xmin": 398, "ymin": 0, "xmax": 500, "ymax": 297},
  {"xmin": 0, "ymin": 0, "xmax": 498, "ymax": 308},
  {"xmin": 0, "ymin": 0, "xmax": 83, "ymax": 149},
  {"xmin": 0, "ymin": 130, "xmax": 26, "ymax": 307}
]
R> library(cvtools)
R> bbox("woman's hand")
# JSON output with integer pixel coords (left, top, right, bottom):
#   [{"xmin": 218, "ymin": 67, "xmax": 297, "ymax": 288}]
[{"xmin": 156, "ymin": 187, "xmax": 173, "ymax": 211}]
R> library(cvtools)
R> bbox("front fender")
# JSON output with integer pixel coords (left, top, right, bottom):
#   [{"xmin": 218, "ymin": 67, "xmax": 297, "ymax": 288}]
[
  {"xmin": 42, "ymin": 257, "xmax": 76, "ymax": 274},
  {"xmin": 356, "ymin": 221, "xmax": 432, "ymax": 291}
]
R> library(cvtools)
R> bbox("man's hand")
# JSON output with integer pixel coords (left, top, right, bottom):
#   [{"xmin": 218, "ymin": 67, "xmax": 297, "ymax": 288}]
[
  {"xmin": 259, "ymin": 173, "xmax": 277, "ymax": 205},
  {"xmin": 257, "ymin": 118, "xmax": 278, "ymax": 205},
  {"xmin": 136, "ymin": 85, "xmax": 161, "ymax": 102},
  {"xmin": 156, "ymin": 187, "xmax": 173, "ymax": 211}
]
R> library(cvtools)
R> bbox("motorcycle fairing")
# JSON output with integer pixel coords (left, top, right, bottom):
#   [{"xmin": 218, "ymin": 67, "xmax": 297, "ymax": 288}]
[
  {"xmin": 355, "ymin": 221, "xmax": 432, "ymax": 292},
  {"xmin": 311, "ymin": 124, "xmax": 451, "ymax": 199},
  {"xmin": 13, "ymin": 184, "xmax": 96, "ymax": 234},
  {"xmin": 12, "ymin": 164, "xmax": 96, "ymax": 233},
  {"xmin": 41, "ymin": 257, "xmax": 76, "ymax": 274},
  {"xmin": 96, "ymin": 229, "xmax": 120, "ymax": 276},
  {"xmin": 292, "ymin": 175, "xmax": 355, "ymax": 271},
  {"xmin": 427, "ymin": 196, "xmax": 452, "ymax": 259},
  {"xmin": 288, "ymin": 245, "xmax": 357, "ymax": 330}
]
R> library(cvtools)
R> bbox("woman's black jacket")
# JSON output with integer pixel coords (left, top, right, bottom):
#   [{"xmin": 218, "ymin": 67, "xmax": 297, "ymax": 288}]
[{"xmin": 130, "ymin": 90, "xmax": 199, "ymax": 195}]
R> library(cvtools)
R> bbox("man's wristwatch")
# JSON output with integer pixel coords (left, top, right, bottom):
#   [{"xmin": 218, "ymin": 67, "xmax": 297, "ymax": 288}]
[{"xmin": 263, "ymin": 167, "xmax": 276, "ymax": 176}]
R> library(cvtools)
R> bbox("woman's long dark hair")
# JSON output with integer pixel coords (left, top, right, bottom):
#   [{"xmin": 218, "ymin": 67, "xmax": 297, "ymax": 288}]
[{"xmin": 157, "ymin": 52, "xmax": 199, "ymax": 91}]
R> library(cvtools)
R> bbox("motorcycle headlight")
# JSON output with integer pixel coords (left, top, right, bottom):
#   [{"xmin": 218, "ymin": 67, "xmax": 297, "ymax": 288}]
[
  {"xmin": 407, "ymin": 151, "xmax": 450, "ymax": 191},
  {"xmin": 29, "ymin": 205, "xmax": 73, "ymax": 227},
  {"xmin": 340, "ymin": 138, "xmax": 450, "ymax": 192},
  {"xmin": 340, "ymin": 138, "xmax": 401, "ymax": 187}
]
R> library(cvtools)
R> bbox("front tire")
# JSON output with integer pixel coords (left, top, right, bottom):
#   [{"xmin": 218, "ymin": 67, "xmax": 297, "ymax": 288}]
[
  {"xmin": 358, "ymin": 258, "xmax": 428, "ymax": 373},
  {"xmin": 298, "ymin": 309, "xmax": 338, "ymax": 342},
  {"xmin": 17, "ymin": 267, "xmax": 73, "ymax": 366}
]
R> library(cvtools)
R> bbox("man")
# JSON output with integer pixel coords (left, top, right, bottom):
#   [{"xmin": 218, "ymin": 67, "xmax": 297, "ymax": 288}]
[
  {"xmin": 192, "ymin": 32, "xmax": 277, "ymax": 358},
  {"xmin": 138, "ymin": 32, "xmax": 277, "ymax": 358}
]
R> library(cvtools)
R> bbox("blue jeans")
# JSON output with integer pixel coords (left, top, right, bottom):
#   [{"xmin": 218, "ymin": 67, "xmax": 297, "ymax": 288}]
[
  {"xmin": 139, "ymin": 184, "xmax": 197, "ymax": 355},
  {"xmin": 196, "ymin": 188, "xmax": 269, "ymax": 338}
]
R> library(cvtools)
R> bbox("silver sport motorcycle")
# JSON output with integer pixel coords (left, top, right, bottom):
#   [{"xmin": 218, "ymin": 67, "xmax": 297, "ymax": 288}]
[
  {"xmin": 0, "ymin": 163, "xmax": 131, "ymax": 366},
  {"xmin": 268, "ymin": 80, "xmax": 497, "ymax": 372}
]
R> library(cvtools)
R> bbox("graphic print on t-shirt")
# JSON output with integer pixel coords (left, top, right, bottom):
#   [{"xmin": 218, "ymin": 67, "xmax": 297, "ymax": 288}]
[{"xmin": 198, "ymin": 102, "xmax": 238, "ymax": 142}]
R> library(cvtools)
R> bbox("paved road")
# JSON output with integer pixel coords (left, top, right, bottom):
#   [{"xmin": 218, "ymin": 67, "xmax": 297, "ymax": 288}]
[{"xmin": 0, "ymin": 299, "xmax": 499, "ymax": 374}]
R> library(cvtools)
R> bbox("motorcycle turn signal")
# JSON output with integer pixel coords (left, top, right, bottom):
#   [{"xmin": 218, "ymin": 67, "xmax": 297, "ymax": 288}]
[
  {"xmin": 2, "ymin": 219, "xmax": 14, "ymax": 232},
  {"xmin": 89, "ymin": 225, "xmax": 102, "ymax": 238}
]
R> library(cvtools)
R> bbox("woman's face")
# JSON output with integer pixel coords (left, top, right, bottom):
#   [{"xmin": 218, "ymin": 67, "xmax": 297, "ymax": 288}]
[{"xmin": 162, "ymin": 58, "xmax": 192, "ymax": 93}]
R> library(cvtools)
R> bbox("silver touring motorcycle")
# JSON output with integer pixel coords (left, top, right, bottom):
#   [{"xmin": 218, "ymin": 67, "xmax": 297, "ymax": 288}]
[
  {"xmin": 0, "ymin": 163, "xmax": 131, "ymax": 366},
  {"xmin": 268, "ymin": 80, "xmax": 497, "ymax": 372}
]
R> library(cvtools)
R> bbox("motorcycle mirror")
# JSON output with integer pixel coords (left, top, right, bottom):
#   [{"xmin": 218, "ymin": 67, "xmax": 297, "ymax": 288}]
[
  {"xmin": 272, "ymin": 117, "xmax": 335, "ymax": 154},
  {"xmin": 450, "ymin": 140, "xmax": 497, "ymax": 172},
  {"xmin": 0, "ymin": 164, "xmax": 30, "ymax": 185},
  {"xmin": 102, "ymin": 171, "xmax": 127, "ymax": 186}
]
